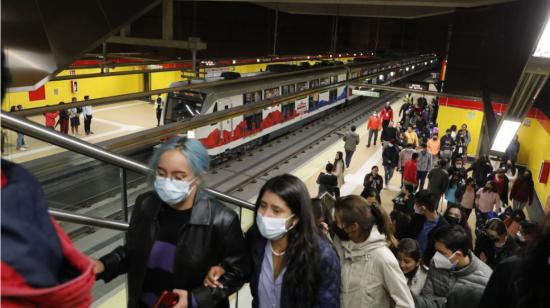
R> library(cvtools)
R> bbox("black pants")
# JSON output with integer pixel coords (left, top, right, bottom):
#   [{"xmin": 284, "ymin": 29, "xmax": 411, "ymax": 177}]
[
  {"xmin": 84, "ymin": 115, "xmax": 92, "ymax": 134},
  {"xmin": 381, "ymin": 120, "xmax": 390, "ymax": 141},
  {"xmin": 156, "ymin": 110, "xmax": 162, "ymax": 126},
  {"xmin": 367, "ymin": 130, "xmax": 379, "ymax": 147}
]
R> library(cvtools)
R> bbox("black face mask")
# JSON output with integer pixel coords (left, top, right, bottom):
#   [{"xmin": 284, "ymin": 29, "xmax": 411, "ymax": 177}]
[
  {"xmin": 445, "ymin": 216, "xmax": 461, "ymax": 226},
  {"xmin": 332, "ymin": 223, "xmax": 350, "ymax": 241},
  {"xmin": 404, "ymin": 266, "xmax": 419, "ymax": 280},
  {"xmin": 490, "ymin": 236, "xmax": 501, "ymax": 242}
]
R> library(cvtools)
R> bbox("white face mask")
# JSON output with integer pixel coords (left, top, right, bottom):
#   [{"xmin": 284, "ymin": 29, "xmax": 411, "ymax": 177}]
[
  {"xmin": 432, "ymin": 251, "xmax": 458, "ymax": 270},
  {"xmin": 256, "ymin": 213, "xmax": 295, "ymax": 240},
  {"xmin": 154, "ymin": 176, "xmax": 195, "ymax": 205}
]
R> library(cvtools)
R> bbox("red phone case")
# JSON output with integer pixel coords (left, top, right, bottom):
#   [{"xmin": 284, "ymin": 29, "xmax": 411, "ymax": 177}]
[{"xmin": 153, "ymin": 291, "xmax": 179, "ymax": 308}]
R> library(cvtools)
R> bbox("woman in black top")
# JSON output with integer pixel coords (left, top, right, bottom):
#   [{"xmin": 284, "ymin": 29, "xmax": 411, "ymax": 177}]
[
  {"xmin": 475, "ymin": 218, "xmax": 520, "ymax": 269},
  {"xmin": 93, "ymin": 137, "xmax": 249, "ymax": 308}
]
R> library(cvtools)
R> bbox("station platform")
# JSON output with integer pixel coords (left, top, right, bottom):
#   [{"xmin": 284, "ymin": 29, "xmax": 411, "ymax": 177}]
[
  {"xmin": 93, "ymin": 93, "xmax": 444, "ymax": 308},
  {"xmin": 2, "ymin": 100, "xmax": 158, "ymax": 163}
]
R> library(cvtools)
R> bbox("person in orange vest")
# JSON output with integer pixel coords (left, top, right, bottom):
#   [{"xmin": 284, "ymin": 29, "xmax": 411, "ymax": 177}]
[{"xmin": 367, "ymin": 111, "xmax": 382, "ymax": 148}]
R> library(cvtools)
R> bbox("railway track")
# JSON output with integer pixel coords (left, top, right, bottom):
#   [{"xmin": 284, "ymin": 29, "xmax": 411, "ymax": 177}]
[{"xmin": 221, "ymin": 91, "xmax": 401, "ymax": 195}]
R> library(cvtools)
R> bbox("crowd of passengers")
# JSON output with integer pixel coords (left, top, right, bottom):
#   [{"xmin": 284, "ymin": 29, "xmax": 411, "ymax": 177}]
[
  {"xmin": 1, "ymin": 55, "xmax": 549, "ymax": 308},
  {"xmin": 3, "ymin": 134, "xmax": 549, "ymax": 308}
]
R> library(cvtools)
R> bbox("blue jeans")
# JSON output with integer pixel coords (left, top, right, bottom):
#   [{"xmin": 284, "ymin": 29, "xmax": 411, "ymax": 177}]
[
  {"xmin": 345, "ymin": 150, "xmax": 354, "ymax": 168},
  {"xmin": 16, "ymin": 133, "xmax": 25, "ymax": 149},
  {"xmin": 384, "ymin": 165, "xmax": 394, "ymax": 185}
]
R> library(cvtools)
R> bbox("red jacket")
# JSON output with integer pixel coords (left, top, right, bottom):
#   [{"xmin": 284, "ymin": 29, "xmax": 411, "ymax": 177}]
[
  {"xmin": 380, "ymin": 107, "xmax": 393, "ymax": 121},
  {"xmin": 44, "ymin": 112, "xmax": 58, "ymax": 128},
  {"xmin": 1, "ymin": 219, "xmax": 95, "ymax": 308},
  {"xmin": 1, "ymin": 161, "xmax": 94, "ymax": 308},
  {"xmin": 403, "ymin": 160, "xmax": 417, "ymax": 184},
  {"xmin": 367, "ymin": 116, "xmax": 382, "ymax": 130}
]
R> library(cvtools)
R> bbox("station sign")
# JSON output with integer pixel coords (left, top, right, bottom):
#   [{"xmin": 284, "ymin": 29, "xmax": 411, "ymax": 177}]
[{"xmin": 352, "ymin": 89, "xmax": 380, "ymax": 97}]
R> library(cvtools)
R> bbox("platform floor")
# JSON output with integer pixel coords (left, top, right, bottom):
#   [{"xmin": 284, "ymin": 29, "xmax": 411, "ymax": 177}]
[{"xmin": 2, "ymin": 100, "xmax": 158, "ymax": 163}]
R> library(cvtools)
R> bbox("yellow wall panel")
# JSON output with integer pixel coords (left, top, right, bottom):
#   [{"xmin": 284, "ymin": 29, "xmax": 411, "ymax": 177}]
[
  {"xmin": 516, "ymin": 117, "xmax": 550, "ymax": 210},
  {"xmin": 436, "ymin": 105, "xmax": 484, "ymax": 156}
]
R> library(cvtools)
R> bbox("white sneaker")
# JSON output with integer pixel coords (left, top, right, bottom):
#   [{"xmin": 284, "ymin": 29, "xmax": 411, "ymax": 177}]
[{"xmin": 17, "ymin": 147, "xmax": 27, "ymax": 151}]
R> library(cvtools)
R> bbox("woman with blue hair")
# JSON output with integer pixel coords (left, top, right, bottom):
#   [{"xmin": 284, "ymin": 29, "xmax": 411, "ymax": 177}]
[{"xmin": 94, "ymin": 136, "xmax": 250, "ymax": 308}]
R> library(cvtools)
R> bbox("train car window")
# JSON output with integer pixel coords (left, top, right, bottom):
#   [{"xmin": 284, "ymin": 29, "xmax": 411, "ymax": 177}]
[
  {"xmin": 282, "ymin": 102, "xmax": 295, "ymax": 118},
  {"xmin": 308, "ymin": 93, "xmax": 319, "ymax": 110},
  {"xmin": 351, "ymin": 72, "xmax": 359, "ymax": 79},
  {"xmin": 296, "ymin": 82, "xmax": 308, "ymax": 92},
  {"xmin": 244, "ymin": 112, "xmax": 263, "ymax": 131},
  {"xmin": 330, "ymin": 75, "xmax": 338, "ymax": 84},
  {"xmin": 282, "ymin": 84, "xmax": 295, "ymax": 96},
  {"xmin": 309, "ymin": 79, "xmax": 320, "ymax": 89},
  {"xmin": 264, "ymin": 87, "xmax": 280, "ymax": 99},
  {"xmin": 243, "ymin": 90, "xmax": 263, "ymax": 105},
  {"xmin": 164, "ymin": 91, "xmax": 204, "ymax": 123},
  {"xmin": 320, "ymin": 77, "xmax": 330, "ymax": 86},
  {"xmin": 329, "ymin": 89, "xmax": 337, "ymax": 102}
]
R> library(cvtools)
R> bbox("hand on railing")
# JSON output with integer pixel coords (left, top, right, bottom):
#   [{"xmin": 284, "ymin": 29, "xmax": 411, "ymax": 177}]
[{"xmin": 204, "ymin": 265, "xmax": 225, "ymax": 288}]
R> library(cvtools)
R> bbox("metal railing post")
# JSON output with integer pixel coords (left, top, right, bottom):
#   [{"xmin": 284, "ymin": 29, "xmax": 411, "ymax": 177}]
[{"xmin": 120, "ymin": 168, "xmax": 129, "ymax": 222}]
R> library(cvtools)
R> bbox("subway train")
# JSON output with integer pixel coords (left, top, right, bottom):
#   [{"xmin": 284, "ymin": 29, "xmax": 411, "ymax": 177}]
[{"xmin": 162, "ymin": 54, "xmax": 438, "ymax": 159}]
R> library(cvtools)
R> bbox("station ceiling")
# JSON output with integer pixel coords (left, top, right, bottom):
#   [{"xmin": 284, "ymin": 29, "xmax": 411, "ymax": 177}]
[{"xmin": 202, "ymin": 0, "xmax": 518, "ymax": 19}]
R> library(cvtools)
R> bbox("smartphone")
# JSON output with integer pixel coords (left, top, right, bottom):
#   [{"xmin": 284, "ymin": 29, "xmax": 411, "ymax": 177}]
[{"xmin": 153, "ymin": 291, "xmax": 179, "ymax": 308}]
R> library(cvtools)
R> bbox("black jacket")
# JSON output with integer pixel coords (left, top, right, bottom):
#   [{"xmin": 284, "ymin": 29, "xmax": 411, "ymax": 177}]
[
  {"xmin": 98, "ymin": 191, "xmax": 250, "ymax": 308},
  {"xmin": 363, "ymin": 173, "xmax": 384, "ymax": 192},
  {"xmin": 247, "ymin": 227, "xmax": 341, "ymax": 308},
  {"xmin": 467, "ymin": 161, "xmax": 493, "ymax": 188},
  {"xmin": 474, "ymin": 234, "xmax": 520, "ymax": 269},
  {"xmin": 382, "ymin": 145, "xmax": 399, "ymax": 168},
  {"xmin": 478, "ymin": 256, "xmax": 550, "ymax": 308},
  {"xmin": 381, "ymin": 126, "xmax": 398, "ymax": 142},
  {"xmin": 405, "ymin": 214, "xmax": 449, "ymax": 265},
  {"xmin": 316, "ymin": 172, "xmax": 338, "ymax": 197}
]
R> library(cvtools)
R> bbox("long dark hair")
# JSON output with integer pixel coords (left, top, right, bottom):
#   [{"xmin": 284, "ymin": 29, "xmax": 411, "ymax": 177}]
[
  {"xmin": 335, "ymin": 195, "xmax": 396, "ymax": 249},
  {"xmin": 520, "ymin": 169, "xmax": 534, "ymax": 185},
  {"xmin": 483, "ymin": 180, "xmax": 497, "ymax": 193},
  {"xmin": 444, "ymin": 204, "xmax": 474, "ymax": 249},
  {"xmin": 254, "ymin": 174, "xmax": 320, "ymax": 307},
  {"xmin": 334, "ymin": 151, "xmax": 344, "ymax": 167}
]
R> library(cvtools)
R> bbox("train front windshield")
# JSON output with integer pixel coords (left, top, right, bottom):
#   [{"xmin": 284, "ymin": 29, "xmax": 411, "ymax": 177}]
[{"xmin": 165, "ymin": 91, "xmax": 204, "ymax": 123}]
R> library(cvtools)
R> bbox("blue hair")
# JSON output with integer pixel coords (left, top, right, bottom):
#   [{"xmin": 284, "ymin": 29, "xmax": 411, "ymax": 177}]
[{"xmin": 149, "ymin": 136, "xmax": 210, "ymax": 185}]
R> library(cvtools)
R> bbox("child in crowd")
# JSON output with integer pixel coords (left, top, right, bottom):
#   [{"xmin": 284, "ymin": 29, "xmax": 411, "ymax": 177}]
[{"xmin": 396, "ymin": 238, "xmax": 428, "ymax": 295}]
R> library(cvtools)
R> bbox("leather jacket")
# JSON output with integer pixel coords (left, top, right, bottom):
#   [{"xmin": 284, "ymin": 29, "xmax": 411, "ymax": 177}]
[{"xmin": 98, "ymin": 191, "xmax": 250, "ymax": 308}]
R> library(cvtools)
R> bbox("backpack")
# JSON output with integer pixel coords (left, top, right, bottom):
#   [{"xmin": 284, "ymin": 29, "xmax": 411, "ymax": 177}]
[{"xmin": 76, "ymin": 107, "xmax": 83, "ymax": 114}]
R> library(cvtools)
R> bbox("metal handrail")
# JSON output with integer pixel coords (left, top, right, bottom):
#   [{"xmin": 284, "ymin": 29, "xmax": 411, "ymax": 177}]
[
  {"xmin": 49, "ymin": 209, "xmax": 129, "ymax": 231},
  {"xmin": 0, "ymin": 112, "xmax": 256, "ymax": 211}
]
